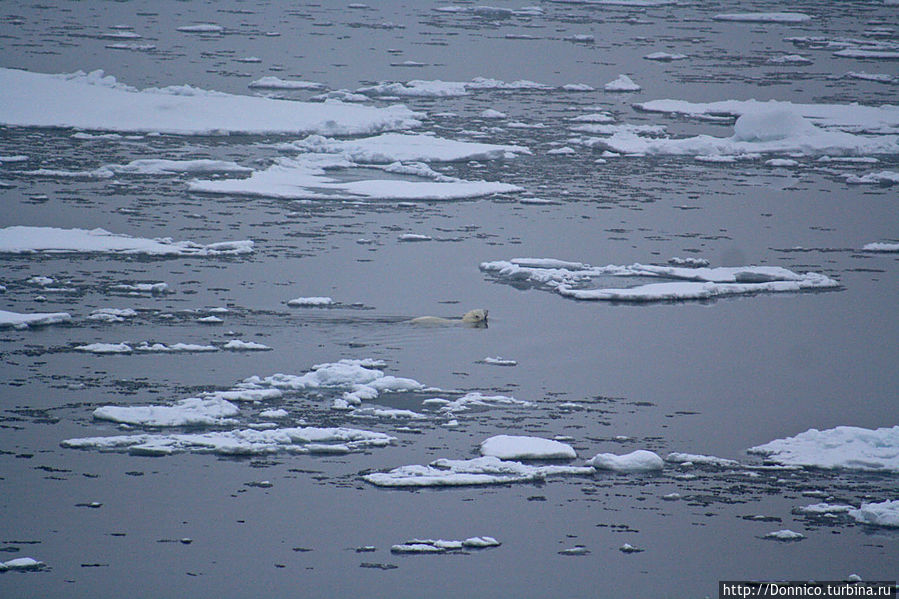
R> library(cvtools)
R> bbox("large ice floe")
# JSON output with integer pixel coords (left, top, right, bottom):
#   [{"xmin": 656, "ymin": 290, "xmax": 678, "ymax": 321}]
[
  {"xmin": 479, "ymin": 258, "xmax": 838, "ymax": 302},
  {"xmin": 285, "ymin": 133, "xmax": 530, "ymax": 163},
  {"xmin": 480, "ymin": 435, "xmax": 577, "ymax": 460},
  {"xmin": 0, "ymin": 68, "xmax": 421, "ymax": 136},
  {"xmin": 748, "ymin": 426, "xmax": 899, "ymax": 472},
  {"xmin": 391, "ymin": 537, "xmax": 500, "ymax": 554},
  {"xmin": 363, "ymin": 456, "xmax": 595, "ymax": 487},
  {"xmin": 599, "ymin": 104, "xmax": 899, "ymax": 158},
  {"xmin": 588, "ymin": 450, "xmax": 664, "ymax": 472},
  {"xmin": 712, "ymin": 13, "xmax": 812, "ymax": 24},
  {"xmin": 848, "ymin": 500, "xmax": 899, "ymax": 528},
  {"xmin": 0, "ymin": 226, "xmax": 253, "ymax": 256},
  {"xmin": 62, "ymin": 360, "xmax": 532, "ymax": 456},
  {"xmin": 0, "ymin": 309, "xmax": 72, "ymax": 329}
]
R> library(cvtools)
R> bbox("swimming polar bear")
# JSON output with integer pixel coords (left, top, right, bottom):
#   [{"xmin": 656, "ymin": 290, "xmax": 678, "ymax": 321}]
[{"xmin": 409, "ymin": 309, "xmax": 488, "ymax": 327}]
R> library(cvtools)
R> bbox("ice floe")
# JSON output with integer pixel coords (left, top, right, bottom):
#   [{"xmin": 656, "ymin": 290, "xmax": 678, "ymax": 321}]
[
  {"xmin": 249, "ymin": 76, "xmax": 324, "ymax": 90},
  {"xmin": 481, "ymin": 356, "xmax": 517, "ymax": 366},
  {"xmin": 588, "ymin": 450, "xmax": 664, "ymax": 472},
  {"xmin": 762, "ymin": 529, "xmax": 805, "ymax": 541},
  {"xmin": 287, "ymin": 296, "xmax": 335, "ymax": 307},
  {"xmin": 63, "ymin": 426, "xmax": 395, "ymax": 456},
  {"xmin": 189, "ymin": 154, "xmax": 521, "ymax": 201},
  {"xmin": 0, "ymin": 226, "xmax": 253, "ymax": 257},
  {"xmin": 480, "ymin": 435, "xmax": 577, "ymax": 460},
  {"xmin": 604, "ymin": 74, "xmax": 641, "ymax": 92},
  {"xmin": 666, "ymin": 452, "xmax": 740, "ymax": 468},
  {"xmin": 223, "ymin": 339, "xmax": 272, "ymax": 351},
  {"xmin": 480, "ymin": 258, "xmax": 838, "ymax": 302},
  {"xmin": 0, "ymin": 68, "xmax": 421, "ymax": 136},
  {"xmin": 713, "ymin": 13, "xmax": 812, "ymax": 24},
  {"xmin": 0, "ymin": 557, "xmax": 44, "ymax": 571},
  {"xmin": 862, "ymin": 242, "xmax": 899, "ymax": 252},
  {"xmin": 391, "ymin": 537, "xmax": 500, "ymax": 553},
  {"xmin": 93, "ymin": 397, "xmax": 240, "ymax": 427},
  {"xmin": 0, "ymin": 309, "xmax": 72, "ymax": 329},
  {"xmin": 848, "ymin": 500, "xmax": 899, "ymax": 528},
  {"xmin": 601, "ymin": 106, "xmax": 899, "ymax": 157},
  {"xmin": 845, "ymin": 171, "xmax": 899, "ymax": 185},
  {"xmin": 176, "ymin": 24, "xmax": 224, "ymax": 33},
  {"xmin": 748, "ymin": 425, "xmax": 899, "ymax": 472},
  {"xmin": 88, "ymin": 308, "xmax": 138, "ymax": 322},
  {"xmin": 794, "ymin": 503, "xmax": 853, "ymax": 515},
  {"xmin": 363, "ymin": 456, "xmax": 594, "ymax": 487},
  {"xmin": 644, "ymin": 52, "xmax": 687, "ymax": 62},
  {"xmin": 288, "ymin": 133, "xmax": 529, "ymax": 163}
]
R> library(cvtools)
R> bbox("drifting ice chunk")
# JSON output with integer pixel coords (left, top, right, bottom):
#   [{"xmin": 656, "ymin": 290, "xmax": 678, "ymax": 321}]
[
  {"xmin": 290, "ymin": 133, "xmax": 529, "ymax": 163},
  {"xmin": 589, "ymin": 450, "xmax": 664, "ymax": 472},
  {"xmin": 848, "ymin": 500, "xmax": 899, "ymax": 528},
  {"xmin": 748, "ymin": 425, "xmax": 899, "ymax": 472},
  {"xmin": 75, "ymin": 342, "xmax": 133, "ymax": 354},
  {"xmin": 666, "ymin": 452, "xmax": 740, "ymax": 467},
  {"xmin": 0, "ymin": 226, "xmax": 253, "ymax": 256},
  {"xmin": 795, "ymin": 503, "xmax": 853, "ymax": 515},
  {"xmin": 862, "ymin": 242, "xmax": 899, "ymax": 252},
  {"xmin": 287, "ymin": 296, "xmax": 334, "ymax": 306},
  {"xmin": 0, "ymin": 309, "xmax": 71, "ymax": 329},
  {"xmin": 846, "ymin": 171, "xmax": 899, "ymax": 185},
  {"xmin": 762, "ymin": 529, "xmax": 805, "ymax": 541},
  {"xmin": 480, "ymin": 435, "xmax": 577, "ymax": 460},
  {"xmin": 223, "ymin": 339, "xmax": 272, "ymax": 351},
  {"xmin": 604, "ymin": 74, "xmax": 641, "ymax": 92},
  {"xmin": 713, "ymin": 13, "xmax": 812, "ymax": 23},
  {"xmin": 93, "ymin": 397, "xmax": 240, "ymax": 427},
  {"xmin": 0, "ymin": 557, "xmax": 44, "ymax": 571},
  {"xmin": 249, "ymin": 76, "xmax": 324, "ymax": 90},
  {"xmin": 363, "ymin": 456, "xmax": 594, "ymax": 487}
]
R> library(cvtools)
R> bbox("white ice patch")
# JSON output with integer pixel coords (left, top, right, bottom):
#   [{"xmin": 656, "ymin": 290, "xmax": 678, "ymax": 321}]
[
  {"xmin": 0, "ymin": 309, "xmax": 71, "ymax": 329},
  {"xmin": 0, "ymin": 226, "xmax": 253, "ymax": 256},
  {"xmin": 287, "ymin": 296, "xmax": 334, "ymax": 307},
  {"xmin": 481, "ymin": 356, "xmax": 517, "ymax": 366},
  {"xmin": 713, "ymin": 13, "xmax": 812, "ymax": 23},
  {"xmin": 0, "ymin": 557, "xmax": 44, "ymax": 571},
  {"xmin": 748, "ymin": 425, "xmax": 899, "ymax": 472},
  {"xmin": 248, "ymin": 76, "xmax": 324, "ymax": 90},
  {"xmin": 480, "ymin": 435, "xmax": 577, "ymax": 460},
  {"xmin": 0, "ymin": 68, "xmax": 421, "ymax": 136},
  {"xmin": 762, "ymin": 529, "xmax": 805, "ymax": 541},
  {"xmin": 189, "ymin": 154, "xmax": 521, "ymax": 201},
  {"xmin": 63, "ymin": 426, "xmax": 394, "ymax": 456},
  {"xmin": 93, "ymin": 397, "xmax": 240, "ymax": 427},
  {"xmin": 845, "ymin": 171, "xmax": 899, "ymax": 185},
  {"xmin": 75, "ymin": 342, "xmax": 134, "ymax": 354},
  {"xmin": 644, "ymin": 52, "xmax": 688, "ymax": 62},
  {"xmin": 223, "ymin": 339, "xmax": 272, "ymax": 351},
  {"xmin": 363, "ymin": 456, "xmax": 594, "ymax": 487},
  {"xmin": 88, "ymin": 308, "xmax": 138, "ymax": 322},
  {"xmin": 848, "ymin": 500, "xmax": 899, "ymax": 528},
  {"xmin": 666, "ymin": 452, "xmax": 741, "ymax": 468},
  {"xmin": 480, "ymin": 258, "xmax": 838, "ymax": 302},
  {"xmin": 588, "ymin": 450, "xmax": 664, "ymax": 472},
  {"xmin": 862, "ymin": 242, "xmax": 899, "ymax": 252},
  {"xmin": 795, "ymin": 502, "xmax": 853, "ymax": 515},
  {"xmin": 391, "ymin": 537, "xmax": 500, "ymax": 553},
  {"xmin": 287, "ymin": 133, "xmax": 529, "ymax": 163},
  {"xmin": 604, "ymin": 74, "xmax": 641, "ymax": 92}
]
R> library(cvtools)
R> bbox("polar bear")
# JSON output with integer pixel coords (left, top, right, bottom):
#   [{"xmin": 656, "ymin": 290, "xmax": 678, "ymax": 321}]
[{"xmin": 409, "ymin": 309, "xmax": 488, "ymax": 327}]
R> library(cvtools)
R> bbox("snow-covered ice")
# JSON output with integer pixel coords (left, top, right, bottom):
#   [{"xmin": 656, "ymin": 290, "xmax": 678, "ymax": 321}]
[
  {"xmin": 848, "ymin": 500, "xmax": 899, "ymax": 528},
  {"xmin": 391, "ymin": 537, "xmax": 500, "ymax": 553},
  {"xmin": 762, "ymin": 529, "xmax": 805, "ymax": 541},
  {"xmin": 666, "ymin": 452, "xmax": 740, "ymax": 468},
  {"xmin": 795, "ymin": 503, "xmax": 853, "ymax": 515},
  {"xmin": 248, "ymin": 76, "xmax": 324, "ymax": 90},
  {"xmin": 845, "ymin": 171, "xmax": 899, "ymax": 185},
  {"xmin": 0, "ymin": 309, "xmax": 72, "ymax": 329},
  {"xmin": 713, "ymin": 13, "xmax": 812, "ymax": 24},
  {"xmin": 223, "ymin": 340, "xmax": 272, "ymax": 351},
  {"xmin": 604, "ymin": 74, "xmax": 641, "ymax": 92},
  {"xmin": 588, "ymin": 449, "xmax": 664, "ymax": 472},
  {"xmin": 862, "ymin": 242, "xmax": 899, "ymax": 252},
  {"xmin": 0, "ymin": 227, "xmax": 253, "ymax": 256},
  {"xmin": 480, "ymin": 435, "xmax": 577, "ymax": 460},
  {"xmin": 748, "ymin": 426, "xmax": 899, "ymax": 472},
  {"xmin": 0, "ymin": 68, "xmax": 421, "ymax": 136},
  {"xmin": 363, "ymin": 456, "xmax": 594, "ymax": 487},
  {"xmin": 287, "ymin": 296, "xmax": 334, "ymax": 307},
  {"xmin": 0, "ymin": 557, "xmax": 44, "ymax": 571},
  {"xmin": 289, "ymin": 133, "xmax": 529, "ymax": 163},
  {"xmin": 93, "ymin": 397, "xmax": 240, "ymax": 427}
]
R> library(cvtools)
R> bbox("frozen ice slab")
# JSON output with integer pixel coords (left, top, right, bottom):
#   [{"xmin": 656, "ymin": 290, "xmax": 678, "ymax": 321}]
[
  {"xmin": 848, "ymin": 500, "xmax": 899, "ymax": 528},
  {"xmin": 391, "ymin": 537, "xmax": 500, "ymax": 553},
  {"xmin": 713, "ymin": 13, "xmax": 812, "ymax": 23},
  {"xmin": 248, "ymin": 76, "xmax": 324, "ymax": 90},
  {"xmin": 0, "ymin": 309, "xmax": 71, "ymax": 329},
  {"xmin": 93, "ymin": 397, "xmax": 240, "ymax": 427},
  {"xmin": 480, "ymin": 258, "xmax": 838, "ymax": 302},
  {"xmin": 480, "ymin": 435, "xmax": 577, "ymax": 460},
  {"xmin": 748, "ymin": 426, "xmax": 899, "ymax": 472},
  {"xmin": 666, "ymin": 452, "xmax": 741, "ymax": 468},
  {"xmin": 62, "ymin": 426, "xmax": 395, "ymax": 456},
  {"xmin": 0, "ymin": 557, "xmax": 44, "ymax": 571},
  {"xmin": 289, "ymin": 133, "xmax": 530, "ymax": 163},
  {"xmin": 363, "ymin": 456, "xmax": 594, "ymax": 487},
  {"xmin": 862, "ymin": 242, "xmax": 899, "ymax": 252},
  {"xmin": 604, "ymin": 74, "xmax": 641, "ymax": 92},
  {"xmin": 0, "ymin": 68, "xmax": 421, "ymax": 136},
  {"xmin": 0, "ymin": 226, "xmax": 254, "ymax": 256},
  {"xmin": 589, "ymin": 450, "xmax": 664, "ymax": 472}
]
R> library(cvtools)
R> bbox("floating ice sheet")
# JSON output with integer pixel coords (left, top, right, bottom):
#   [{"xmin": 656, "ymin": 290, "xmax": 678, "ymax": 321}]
[
  {"xmin": 748, "ymin": 426, "xmax": 899, "ymax": 472},
  {"xmin": 288, "ymin": 133, "xmax": 530, "ymax": 163},
  {"xmin": 480, "ymin": 258, "xmax": 838, "ymax": 302},
  {"xmin": 480, "ymin": 435, "xmax": 577, "ymax": 460},
  {"xmin": 0, "ymin": 226, "xmax": 253, "ymax": 256},
  {"xmin": 589, "ymin": 450, "xmax": 664, "ymax": 472},
  {"xmin": 0, "ymin": 68, "xmax": 421, "ymax": 136},
  {"xmin": 363, "ymin": 456, "xmax": 594, "ymax": 487},
  {"xmin": 0, "ymin": 309, "xmax": 71, "ymax": 329},
  {"xmin": 713, "ymin": 13, "xmax": 812, "ymax": 23},
  {"xmin": 93, "ymin": 397, "xmax": 240, "ymax": 427},
  {"xmin": 848, "ymin": 500, "xmax": 899, "ymax": 528}
]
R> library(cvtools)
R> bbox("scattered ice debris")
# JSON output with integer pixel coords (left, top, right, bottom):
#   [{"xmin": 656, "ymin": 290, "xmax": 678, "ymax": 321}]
[
  {"xmin": 848, "ymin": 500, "xmax": 899, "ymax": 528},
  {"xmin": 768, "ymin": 54, "xmax": 812, "ymax": 65},
  {"xmin": 666, "ymin": 452, "xmax": 740, "ymax": 468},
  {"xmin": 111, "ymin": 282, "xmax": 168, "ymax": 294},
  {"xmin": 88, "ymin": 308, "xmax": 138, "ymax": 323},
  {"xmin": 358, "ymin": 79, "xmax": 468, "ymax": 97},
  {"xmin": 0, "ymin": 68, "xmax": 421, "ymax": 136},
  {"xmin": 480, "ymin": 435, "xmax": 577, "ymax": 460},
  {"xmin": 425, "ymin": 392, "xmax": 532, "ymax": 416},
  {"xmin": 559, "ymin": 546, "xmax": 590, "ymax": 556},
  {"xmin": 604, "ymin": 74, "xmax": 641, "ymax": 92},
  {"xmin": 748, "ymin": 425, "xmax": 899, "ymax": 472},
  {"xmin": 135, "ymin": 342, "xmax": 218, "ymax": 352},
  {"xmin": 713, "ymin": 13, "xmax": 812, "ymax": 24},
  {"xmin": 845, "ymin": 171, "xmax": 899, "ymax": 185},
  {"xmin": 619, "ymin": 543, "xmax": 643, "ymax": 553},
  {"xmin": 93, "ymin": 397, "xmax": 240, "ymax": 427},
  {"xmin": 0, "ymin": 227, "xmax": 253, "ymax": 256},
  {"xmin": 176, "ymin": 23, "xmax": 224, "ymax": 33},
  {"xmin": 258, "ymin": 409, "xmax": 288, "ymax": 419},
  {"xmin": 249, "ymin": 77, "xmax": 324, "ymax": 90},
  {"xmin": 762, "ymin": 529, "xmax": 805, "ymax": 541},
  {"xmin": 668, "ymin": 257, "xmax": 709, "ymax": 268},
  {"xmin": 223, "ymin": 339, "xmax": 272, "ymax": 351},
  {"xmin": 363, "ymin": 456, "xmax": 594, "ymax": 487},
  {"xmin": 287, "ymin": 296, "xmax": 334, "ymax": 307},
  {"xmin": 75, "ymin": 342, "xmax": 133, "ymax": 354},
  {"xmin": 62, "ymin": 426, "xmax": 395, "ymax": 457},
  {"xmin": 0, "ymin": 309, "xmax": 72, "ymax": 329},
  {"xmin": 287, "ymin": 133, "xmax": 530, "ymax": 163},
  {"xmin": 480, "ymin": 258, "xmax": 839, "ymax": 303},
  {"xmin": 644, "ymin": 52, "xmax": 687, "ymax": 62},
  {"xmin": 349, "ymin": 407, "xmax": 426, "ymax": 420},
  {"xmin": 862, "ymin": 242, "xmax": 899, "ymax": 252},
  {"xmin": 391, "ymin": 537, "xmax": 500, "ymax": 554},
  {"xmin": 571, "ymin": 123, "xmax": 665, "ymax": 136},
  {"xmin": 794, "ymin": 503, "xmax": 853, "ymax": 515},
  {"xmin": 481, "ymin": 356, "xmax": 517, "ymax": 366},
  {"xmin": 589, "ymin": 450, "xmax": 664, "ymax": 472},
  {"xmin": 0, "ymin": 557, "xmax": 45, "ymax": 571},
  {"xmin": 204, "ymin": 389, "xmax": 283, "ymax": 403}
]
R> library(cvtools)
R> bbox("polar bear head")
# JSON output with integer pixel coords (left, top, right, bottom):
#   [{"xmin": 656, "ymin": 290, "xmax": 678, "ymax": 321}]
[{"xmin": 461, "ymin": 309, "xmax": 488, "ymax": 324}]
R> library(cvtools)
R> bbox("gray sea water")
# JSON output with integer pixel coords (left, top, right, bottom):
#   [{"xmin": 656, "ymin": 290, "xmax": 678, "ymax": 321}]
[{"xmin": 1, "ymin": 1, "xmax": 897, "ymax": 597}]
